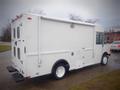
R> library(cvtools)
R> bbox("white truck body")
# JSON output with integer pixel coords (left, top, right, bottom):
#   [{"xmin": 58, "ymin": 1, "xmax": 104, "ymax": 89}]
[{"xmin": 10, "ymin": 13, "xmax": 110, "ymax": 79}]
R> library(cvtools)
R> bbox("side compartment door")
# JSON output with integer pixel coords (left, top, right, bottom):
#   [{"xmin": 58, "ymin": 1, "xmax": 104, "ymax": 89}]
[{"xmin": 82, "ymin": 47, "xmax": 94, "ymax": 66}]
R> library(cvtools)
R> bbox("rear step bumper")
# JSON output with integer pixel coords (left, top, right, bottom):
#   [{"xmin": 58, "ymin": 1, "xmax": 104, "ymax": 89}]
[
  {"xmin": 12, "ymin": 73, "xmax": 25, "ymax": 82},
  {"xmin": 7, "ymin": 66, "xmax": 25, "ymax": 82},
  {"xmin": 7, "ymin": 66, "xmax": 18, "ymax": 72}
]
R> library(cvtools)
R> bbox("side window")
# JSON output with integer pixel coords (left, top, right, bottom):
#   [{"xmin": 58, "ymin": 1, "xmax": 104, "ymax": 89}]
[
  {"xmin": 96, "ymin": 32, "xmax": 104, "ymax": 44},
  {"xmin": 17, "ymin": 48, "xmax": 20, "ymax": 59},
  {"xmin": 17, "ymin": 27, "xmax": 20, "ymax": 39},
  {"xmin": 13, "ymin": 47, "xmax": 16, "ymax": 56},
  {"xmin": 13, "ymin": 28, "xmax": 16, "ymax": 38}
]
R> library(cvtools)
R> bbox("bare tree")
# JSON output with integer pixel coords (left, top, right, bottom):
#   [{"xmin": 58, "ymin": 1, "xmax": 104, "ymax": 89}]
[{"xmin": 1, "ymin": 24, "xmax": 11, "ymax": 42}]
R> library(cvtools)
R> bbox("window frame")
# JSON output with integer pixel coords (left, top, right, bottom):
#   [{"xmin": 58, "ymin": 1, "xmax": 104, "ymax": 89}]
[
  {"xmin": 96, "ymin": 32, "xmax": 104, "ymax": 45},
  {"xmin": 17, "ymin": 48, "xmax": 20, "ymax": 59},
  {"xmin": 13, "ymin": 47, "xmax": 16, "ymax": 56},
  {"xmin": 13, "ymin": 28, "xmax": 16, "ymax": 39},
  {"xmin": 17, "ymin": 27, "xmax": 20, "ymax": 39}
]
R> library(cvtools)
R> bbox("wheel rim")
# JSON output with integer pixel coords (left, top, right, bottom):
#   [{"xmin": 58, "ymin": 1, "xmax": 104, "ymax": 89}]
[
  {"xmin": 103, "ymin": 57, "xmax": 108, "ymax": 64},
  {"xmin": 56, "ymin": 66, "xmax": 65, "ymax": 78}
]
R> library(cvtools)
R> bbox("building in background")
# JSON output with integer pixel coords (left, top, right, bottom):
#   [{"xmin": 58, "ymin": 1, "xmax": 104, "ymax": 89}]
[{"xmin": 105, "ymin": 26, "xmax": 120, "ymax": 43}]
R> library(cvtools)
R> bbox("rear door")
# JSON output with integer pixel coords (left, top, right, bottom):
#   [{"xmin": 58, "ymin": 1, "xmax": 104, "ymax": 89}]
[{"xmin": 11, "ymin": 19, "xmax": 25, "ymax": 74}]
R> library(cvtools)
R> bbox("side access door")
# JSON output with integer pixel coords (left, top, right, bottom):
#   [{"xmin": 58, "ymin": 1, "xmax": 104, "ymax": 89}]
[
  {"xmin": 74, "ymin": 25, "xmax": 95, "ymax": 68},
  {"xmin": 94, "ymin": 32, "xmax": 104, "ymax": 63},
  {"xmin": 80, "ymin": 27, "xmax": 94, "ymax": 67}
]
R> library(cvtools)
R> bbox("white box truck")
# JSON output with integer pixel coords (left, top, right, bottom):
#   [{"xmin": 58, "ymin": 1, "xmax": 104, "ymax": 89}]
[{"xmin": 7, "ymin": 13, "xmax": 111, "ymax": 82}]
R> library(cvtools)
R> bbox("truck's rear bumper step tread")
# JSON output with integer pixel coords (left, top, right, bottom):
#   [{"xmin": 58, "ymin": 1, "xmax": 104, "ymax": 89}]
[
  {"xmin": 7, "ymin": 66, "xmax": 18, "ymax": 72},
  {"xmin": 12, "ymin": 73, "xmax": 25, "ymax": 82}
]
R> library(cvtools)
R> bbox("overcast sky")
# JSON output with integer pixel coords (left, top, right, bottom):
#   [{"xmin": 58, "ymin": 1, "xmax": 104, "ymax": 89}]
[{"xmin": 0, "ymin": 0, "xmax": 120, "ymax": 35}]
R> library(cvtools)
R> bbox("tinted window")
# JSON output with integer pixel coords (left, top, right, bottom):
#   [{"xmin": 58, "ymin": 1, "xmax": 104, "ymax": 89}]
[
  {"xmin": 14, "ymin": 47, "xmax": 16, "ymax": 56},
  {"xmin": 17, "ymin": 27, "xmax": 20, "ymax": 38},
  {"xmin": 17, "ymin": 48, "xmax": 20, "ymax": 59},
  {"xmin": 13, "ymin": 28, "xmax": 16, "ymax": 38},
  {"xmin": 96, "ymin": 32, "xmax": 104, "ymax": 44}
]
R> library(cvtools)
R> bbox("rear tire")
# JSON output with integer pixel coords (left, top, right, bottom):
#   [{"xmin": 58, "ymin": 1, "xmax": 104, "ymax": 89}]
[
  {"xmin": 101, "ymin": 55, "xmax": 108, "ymax": 65},
  {"xmin": 52, "ymin": 63, "xmax": 67, "ymax": 80}
]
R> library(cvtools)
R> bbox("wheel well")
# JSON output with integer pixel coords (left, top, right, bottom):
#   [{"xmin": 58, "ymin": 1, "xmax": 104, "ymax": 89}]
[
  {"xmin": 103, "ymin": 52, "xmax": 109, "ymax": 56},
  {"xmin": 52, "ymin": 59, "xmax": 70, "ymax": 73},
  {"xmin": 101, "ymin": 52, "xmax": 109, "ymax": 65}
]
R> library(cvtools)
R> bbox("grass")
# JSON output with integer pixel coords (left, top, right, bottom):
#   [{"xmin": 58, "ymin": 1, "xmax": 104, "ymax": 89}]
[
  {"xmin": 70, "ymin": 69, "xmax": 120, "ymax": 90},
  {"xmin": 0, "ymin": 45, "xmax": 11, "ymax": 52}
]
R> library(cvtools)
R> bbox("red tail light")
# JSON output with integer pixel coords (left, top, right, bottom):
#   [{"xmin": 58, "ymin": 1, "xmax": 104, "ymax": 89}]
[
  {"xmin": 16, "ymin": 15, "xmax": 19, "ymax": 19},
  {"xmin": 11, "ymin": 14, "xmax": 23, "ymax": 23},
  {"xmin": 118, "ymin": 44, "xmax": 120, "ymax": 48}
]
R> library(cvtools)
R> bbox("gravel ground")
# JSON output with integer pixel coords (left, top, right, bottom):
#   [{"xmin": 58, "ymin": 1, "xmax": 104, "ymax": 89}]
[{"xmin": 0, "ymin": 51, "xmax": 120, "ymax": 90}]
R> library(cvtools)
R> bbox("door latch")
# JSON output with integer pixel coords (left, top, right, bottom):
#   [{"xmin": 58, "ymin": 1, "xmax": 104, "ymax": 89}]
[{"xmin": 15, "ymin": 41, "xmax": 17, "ymax": 46}]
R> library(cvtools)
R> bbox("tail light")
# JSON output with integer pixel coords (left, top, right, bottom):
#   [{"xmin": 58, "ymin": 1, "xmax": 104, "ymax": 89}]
[
  {"xmin": 11, "ymin": 14, "xmax": 23, "ymax": 23},
  {"xmin": 117, "ymin": 44, "xmax": 120, "ymax": 48},
  {"xmin": 16, "ymin": 15, "xmax": 19, "ymax": 18}
]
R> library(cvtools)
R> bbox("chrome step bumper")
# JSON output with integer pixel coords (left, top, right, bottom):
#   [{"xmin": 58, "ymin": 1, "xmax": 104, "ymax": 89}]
[{"xmin": 7, "ymin": 66, "xmax": 25, "ymax": 82}]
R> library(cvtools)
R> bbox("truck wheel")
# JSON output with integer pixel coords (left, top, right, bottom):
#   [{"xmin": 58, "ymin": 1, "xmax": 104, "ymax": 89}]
[
  {"xmin": 101, "ymin": 55, "xmax": 108, "ymax": 65},
  {"xmin": 52, "ymin": 63, "xmax": 67, "ymax": 80}
]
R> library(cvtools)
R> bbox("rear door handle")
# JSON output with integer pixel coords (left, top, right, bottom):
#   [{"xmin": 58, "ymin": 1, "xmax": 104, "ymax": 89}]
[{"xmin": 15, "ymin": 41, "xmax": 17, "ymax": 46}]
